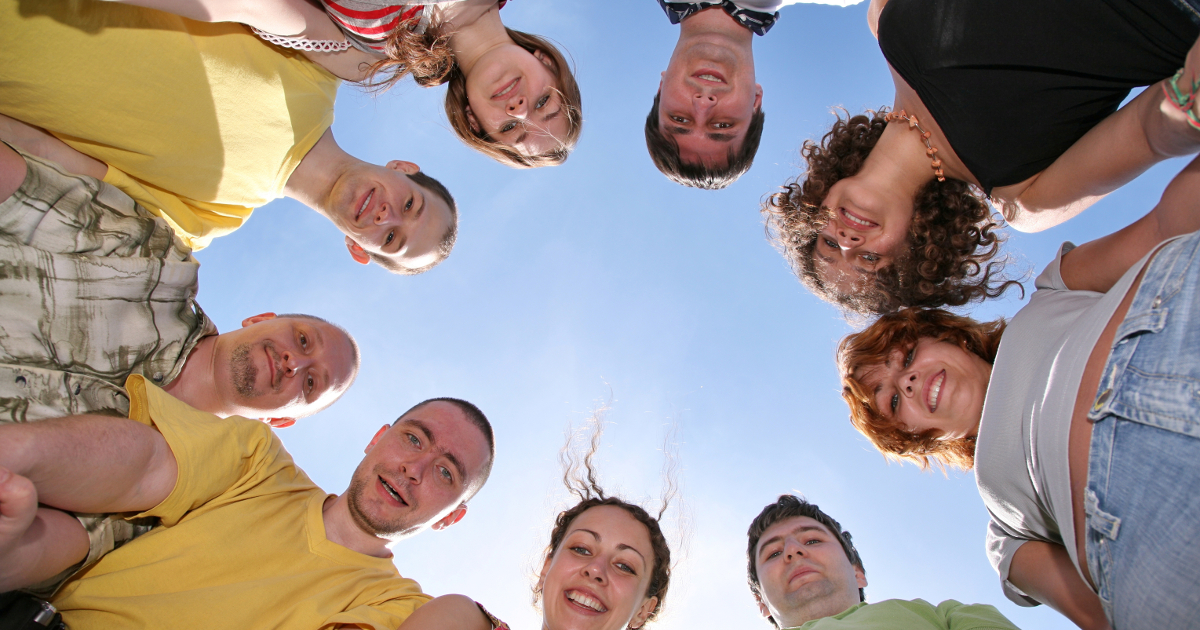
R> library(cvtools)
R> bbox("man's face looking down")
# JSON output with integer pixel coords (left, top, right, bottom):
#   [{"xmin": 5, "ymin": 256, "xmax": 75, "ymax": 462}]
[
  {"xmin": 345, "ymin": 401, "xmax": 492, "ymax": 540},
  {"xmin": 209, "ymin": 313, "xmax": 357, "ymax": 423},
  {"xmin": 657, "ymin": 37, "xmax": 762, "ymax": 169},
  {"xmin": 754, "ymin": 516, "xmax": 867, "ymax": 626}
]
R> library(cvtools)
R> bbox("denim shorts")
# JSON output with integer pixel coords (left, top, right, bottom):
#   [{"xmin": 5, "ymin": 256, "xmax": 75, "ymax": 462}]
[{"xmin": 1085, "ymin": 230, "xmax": 1200, "ymax": 629}]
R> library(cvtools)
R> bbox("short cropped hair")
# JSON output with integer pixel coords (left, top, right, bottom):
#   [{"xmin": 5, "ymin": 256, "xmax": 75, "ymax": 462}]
[
  {"xmin": 368, "ymin": 171, "xmax": 458, "ymax": 275},
  {"xmin": 398, "ymin": 397, "xmax": 494, "ymax": 495},
  {"xmin": 747, "ymin": 495, "xmax": 865, "ymax": 627},
  {"xmin": 838, "ymin": 309, "xmax": 1005, "ymax": 470},
  {"xmin": 644, "ymin": 91, "xmax": 765, "ymax": 190}
]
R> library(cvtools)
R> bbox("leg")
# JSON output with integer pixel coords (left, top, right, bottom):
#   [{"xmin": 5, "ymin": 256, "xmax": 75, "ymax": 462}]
[{"xmin": 0, "ymin": 468, "xmax": 88, "ymax": 592}]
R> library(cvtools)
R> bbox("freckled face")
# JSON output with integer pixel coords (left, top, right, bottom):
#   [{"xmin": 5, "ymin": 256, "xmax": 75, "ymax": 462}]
[
  {"xmin": 540, "ymin": 505, "xmax": 659, "ymax": 630},
  {"xmin": 857, "ymin": 337, "xmax": 992, "ymax": 439}
]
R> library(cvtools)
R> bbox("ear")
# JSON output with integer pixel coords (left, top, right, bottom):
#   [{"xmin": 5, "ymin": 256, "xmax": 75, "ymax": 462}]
[
  {"xmin": 241, "ymin": 312, "xmax": 277, "ymax": 328},
  {"xmin": 431, "ymin": 503, "xmax": 467, "ymax": 530},
  {"xmin": 344, "ymin": 236, "xmax": 371, "ymax": 265},
  {"xmin": 753, "ymin": 84, "xmax": 763, "ymax": 111},
  {"xmin": 386, "ymin": 160, "xmax": 420, "ymax": 175},
  {"xmin": 628, "ymin": 595, "xmax": 659, "ymax": 629},
  {"xmin": 754, "ymin": 592, "xmax": 771, "ymax": 619},
  {"xmin": 364, "ymin": 424, "xmax": 390, "ymax": 453},
  {"xmin": 267, "ymin": 417, "xmax": 296, "ymax": 429},
  {"xmin": 535, "ymin": 555, "xmax": 553, "ymax": 596},
  {"xmin": 854, "ymin": 566, "xmax": 867, "ymax": 589},
  {"xmin": 464, "ymin": 104, "xmax": 482, "ymax": 134}
]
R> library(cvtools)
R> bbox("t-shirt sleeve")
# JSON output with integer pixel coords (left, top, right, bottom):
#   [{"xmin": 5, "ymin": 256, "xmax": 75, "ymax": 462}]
[
  {"xmin": 124, "ymin": 374, "xmax": 284, "ymax": 526},
  {"xmin": 936, "ymin": 599, "xmax": 1022, "ymax": 629},
  {"xmin": 986, "ymin": 518, "xmax": 1040, "ymax": 607},
  {"xmin": 102, "ymin": 166, "xmax": 253, "ymax": 251},
  {"xmin": 1033, "ymin": 242, "xmax": 1078, "ymax": 292},
  {"xmin": 320, "ymin": 580, "xmax": 431, "ymax": 629}
]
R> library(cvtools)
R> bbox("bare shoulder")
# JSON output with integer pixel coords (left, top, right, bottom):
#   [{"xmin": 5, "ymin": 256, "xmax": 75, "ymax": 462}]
[{"xmin": 867, "ymin": 0, "xmax": 890, "ymax": 39}]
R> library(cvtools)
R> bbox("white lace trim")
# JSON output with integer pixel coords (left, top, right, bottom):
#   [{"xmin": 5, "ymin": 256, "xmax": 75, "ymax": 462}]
[{"xmin": 251, "ymin": 27, "xmax": 353, "ymax": 53}]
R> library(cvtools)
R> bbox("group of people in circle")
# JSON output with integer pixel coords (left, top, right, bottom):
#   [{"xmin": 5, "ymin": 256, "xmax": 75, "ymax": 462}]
[{"xmin": 0, "ymin": 0, "xmax": 1198, "ymax": 629}]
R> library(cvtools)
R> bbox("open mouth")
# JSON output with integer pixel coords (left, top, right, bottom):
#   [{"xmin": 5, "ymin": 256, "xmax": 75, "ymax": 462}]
[
  {"xmin": 692, "ymin": 69, "xmax": 726, "ymax": 84},
  {"xmin": 840, "ymin": 208, "xmax": 878, "ymax": 229},
  {"xmin": 492, "ymin": 77, "xmax": 520, "ymax": 100},
  {"xmin": 565, "ymin": 590, "xmax": 607, "ymax": 613},
  {"xmin": 355, "ymin": 188, "xmax": 375, "ymax": 223},
  {"xmin": 927, "ymin": 370, "xmax": 945, "ymax": 412},
  {"xmin": 379, "ymin": 477, "xmax": 408, "ymax": 507}
]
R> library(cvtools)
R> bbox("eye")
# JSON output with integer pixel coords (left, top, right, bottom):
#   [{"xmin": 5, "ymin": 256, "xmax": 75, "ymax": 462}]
[
  {"xmin": 407, "ymin": 433, "xmax": 421, "ymax": 448},
  {"xmin": 385, "ymin": 230, "xmax": 395, "ymax": 245},
  {"xmin": 860, "ymin": 253, "xmax": 881, "ymax": 263},
  {"xmin": 890, "ymin": 393, "xmax": 899, "ymax": 413},
  {"xmin": 536, "ymin": 94, "xmax": 550, "ymax": 109},
  {"xmin": 804, "ymin": 538, "xmax": 821, "ymax": 545},
  {"xmin": 501, "ymin": 121, "xmax": 518, "ymax": 133},
  {"xmin": 670, "ymin": 115, "xmax": 688, "ymax": 124},
  {"xmin": 569, "ymin": 546, "xmax": 591, "ymax": 556},
  {"xmin": 616, "ymin": 562, "xmax": 637, "ymax": 575},
  {"xmin": 904, "ymin": 347, "xmax": 915, "ymax": 367},
  {"xmin": 713, "ymin": 122, "xmax": 732, "ymax": 129},
  {"xmin": 766, "ymin": 549, "xmax": 781, "ymax": 560},
  {"xmin": 404, "ymin": 196, "xmax": 413, "ymax": 212},
  {"xmin": 822, "ymin": 237, "xmax": 838, "ymax": 249},
  {"xmin": 299, "ymin": 332, "xmax": 308, "ymax": 349},
  {"xmin": 306, "ymin": 375, "xmax": 315, "ymax": 393}
]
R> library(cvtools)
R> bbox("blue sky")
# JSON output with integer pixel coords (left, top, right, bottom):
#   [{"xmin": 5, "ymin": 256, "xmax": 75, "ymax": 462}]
[{"xmin": 190, "ymin": 1, "xmax": 1188, "ymax": 628}]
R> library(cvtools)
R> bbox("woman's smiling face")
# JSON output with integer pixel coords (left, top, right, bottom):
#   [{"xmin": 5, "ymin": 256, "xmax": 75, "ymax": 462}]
[
  {"xmin": 811, "ymin": 175, "xmax": 914, "ymax": 292},
  {"xmin": 539, "ymin": 505, "xmax": 659, "ymax": 630},
  {"xmin": 464, "ymin": 45, "xmax": 569, "ymax": 157}
]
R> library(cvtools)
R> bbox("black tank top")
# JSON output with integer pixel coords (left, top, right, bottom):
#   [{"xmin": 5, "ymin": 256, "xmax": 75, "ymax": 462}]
[{"xmin": 879, "ymin": 0, "xmax": 1198, "ymax": 193}]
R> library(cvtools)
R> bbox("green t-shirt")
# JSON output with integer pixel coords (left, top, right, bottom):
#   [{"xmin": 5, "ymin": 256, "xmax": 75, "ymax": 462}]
[{"xmin": 786, "ymin": 599, "xmax": 1020, "ymax": 630}]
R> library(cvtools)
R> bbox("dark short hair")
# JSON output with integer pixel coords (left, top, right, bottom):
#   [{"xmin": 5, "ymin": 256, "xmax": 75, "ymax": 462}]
[
  {"xmin": 398, "ymin": 397, "xmax": 494, "ymax": 494},
  {"xmin": 747, "ymin": 495, "xmax": 865, "ymax": 627},
  {"xmin": 644, "ymin": 91, "xmax": 765, "ymax": 190},
  {"xmin": 368, "ymin": 171, "xmax": 458, "ymax": 275}
]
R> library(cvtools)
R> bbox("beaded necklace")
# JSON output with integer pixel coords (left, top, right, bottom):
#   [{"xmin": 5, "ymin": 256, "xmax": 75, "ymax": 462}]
[{"xmin": 883, "ymin": 109, "xmax": 945, "ymax": 182}]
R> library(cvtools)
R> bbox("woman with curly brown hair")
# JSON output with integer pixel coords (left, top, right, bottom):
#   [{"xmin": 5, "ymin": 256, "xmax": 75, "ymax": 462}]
[
  {"xmin": 765, "ymin": 0, "xmax": 1200, "ymax": 315},
  {"xmin": 111, "ymin": 0, "xmax": 582, "ymax": 169},
  {"xmin": 835, "ymin": 155, "xmax": 1200, "ymax": 629}
]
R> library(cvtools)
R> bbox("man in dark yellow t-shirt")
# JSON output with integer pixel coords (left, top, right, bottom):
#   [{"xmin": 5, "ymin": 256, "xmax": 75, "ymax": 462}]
[{"xmin": 0, "ymin": 377, "xmax": 496, "ymax": 629}]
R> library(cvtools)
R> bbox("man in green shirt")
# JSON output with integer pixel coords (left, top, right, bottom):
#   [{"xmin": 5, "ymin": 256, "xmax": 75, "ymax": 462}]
[{"xmin": 746, "ymin": 495, "xmax": 1020, "ymax": 630}]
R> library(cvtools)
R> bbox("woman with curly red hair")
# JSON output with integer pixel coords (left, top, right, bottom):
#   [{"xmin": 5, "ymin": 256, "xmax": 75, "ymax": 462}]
[
  {"xmin": 765, "ymin": 0, "xmax": 1200, "ymax": 315},
  {"xmin": 835, "ymin": 155, "xmax": 1200, "ymax": 629}
]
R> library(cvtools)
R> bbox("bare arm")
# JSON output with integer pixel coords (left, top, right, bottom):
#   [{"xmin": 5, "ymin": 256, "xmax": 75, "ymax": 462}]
[
  {"xmin": 1000, "ymin": 35, "xmax": 1200, "ymax": 233},
  {"xmin": 392, "ymin": 595, "xmax": 495, "ymax": 630},
  {"xmin": 101, "ymin": 0, "xmax": 378, "ymax": 81},
  {"xmin": 1060, "ymin": 153, "xmax": 1200, "ymax": 292},
  {"xmin": 0, "ymin": 415, "xmax": 177, "ymax": 514},
  {"xmin": 1008, "ymin": 541, "xmax": 1111, "ymax": 630},
  {"xmin": 0, "ymin": 113, "xmax": 107, "ymax": 180}
]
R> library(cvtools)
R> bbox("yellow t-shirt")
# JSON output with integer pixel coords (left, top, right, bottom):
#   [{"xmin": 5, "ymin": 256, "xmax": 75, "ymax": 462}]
[
  {"xmin": 53, "ymin": 375, "xmax": 431, "ymax": 629},
  {"xmin": 0, "ymin": 0, "xmax": 339, "ymax": 250}
]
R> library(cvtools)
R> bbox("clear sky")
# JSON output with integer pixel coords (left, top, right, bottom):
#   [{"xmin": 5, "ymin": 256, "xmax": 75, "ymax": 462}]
[{"xmin": 190, "ymin": 1, "xmax": 1188, "ymax": 628}]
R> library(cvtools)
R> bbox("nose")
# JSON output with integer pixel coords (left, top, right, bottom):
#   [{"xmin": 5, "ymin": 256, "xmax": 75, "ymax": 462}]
[
  {"xmin": 692, "ymin": 91, "xmax": 716, "ymax": 113},
  {"xmin": 507, "ymin": 95, "xmax": 528, "ymax": 118},
  {"xmin": 280, "ymin": 349, "xmax": 312, "ymax": 377},
  {"xmin": 399, "ymin": 456, "xmax": 429, "ymax": 485},
  {"xmin": 582, "ymin": 559, "xmax": 608, "ymax": 584},
  {"xmin": 835, "ymin": 225, "xmax": 864, "ymax": 250},
  {"xmin": 783, "ymin": 537, "xmax": 806, "ymax": 560},
  {"xmin": 899, "ymin": 368, "xmax": 919, "ymax": 398}
]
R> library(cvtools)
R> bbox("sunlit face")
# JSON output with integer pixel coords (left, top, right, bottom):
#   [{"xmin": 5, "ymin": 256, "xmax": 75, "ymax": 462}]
[
  {"xmin": 539, "ymin": 505, "xmax": 659, "ymax": 630},
  {"xmin": 346, "ymin": 401, "xmax": 492, "ymax": 539},
  {"xmin": 465, "ymin": 46, "xmax": 569, "ymax": 157},
  {"xmin": 856, "ymin": 337, "xmax": 992, "ymax": 439},
  {"xmin": 754, "ymin": 516, "xmax": 865, "ymax": 626},
  {"xmin": 657, "ymin": 39, "xmax": 761, "ymax": 168},
  {"xmin": 210, "ymin": 314, "xmax": 357, "ymax": 420},
  {"xmin": 812, "ymin": 176, "xmax": 914, "ymax": 295},
  {"xmin": 325, "ymin": 160, "xmax": 454, "ymax": 271}
]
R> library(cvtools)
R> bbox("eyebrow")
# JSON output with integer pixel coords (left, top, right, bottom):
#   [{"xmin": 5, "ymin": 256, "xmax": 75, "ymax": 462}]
[
  {"xmin": 513, "ymin": 108, "xmax": 562, "ymax": 145},
  {"xmin": 572, "ymin": 528, "xmax": 648, "ymax": 562},
  {"xmin": 407, "ymin": 418, "xmax": 467, "ymax": 483},
  {"xmin": 705, "ymin": 133, "xmax": 734, "ymax": 142},
  {"xmin": 757, "ymin": 526, "xmax": 829, "ymax": 558}
]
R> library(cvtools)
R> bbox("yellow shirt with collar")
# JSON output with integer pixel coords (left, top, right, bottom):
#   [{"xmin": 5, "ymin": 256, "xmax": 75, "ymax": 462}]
[
  {"xmin": 52, "ymin": 375, "xmax": 431, "ymax": 629},
  {"xmin": 0, "ymin": 0, "xmax": 339, "ymax": 250}
]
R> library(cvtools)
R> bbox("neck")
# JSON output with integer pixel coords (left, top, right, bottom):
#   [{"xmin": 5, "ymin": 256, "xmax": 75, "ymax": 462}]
[
  {"xmin": 446, "ymin": 2, "xmax": 509, "ymax": 77},
  {"xmin": 162, "ymin": 336, "xmax": 230, "ymax": 416},
  {"xmin": 322, "ymin": 493, "xmax": 393, "ymax": 557},
  {"xmin": 778, "ymin": 597, "xmax": 860, "ymax": 629},
  {"xmin": 283, "ymin": 128, "xmax": 356, "ymax": 221},
  {"xmin": 856, "ymin": 122, "xmax": 933, "ymax": 201},
  {"xmin": 677, "ymin": 6, "xmax": 754, "ymax": 50}
]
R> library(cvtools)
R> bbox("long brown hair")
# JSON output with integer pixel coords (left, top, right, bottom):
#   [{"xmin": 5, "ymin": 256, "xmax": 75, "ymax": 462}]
[{"xmin": 837, "ymin": 308, "xmax": 1005, "ymax": 470}]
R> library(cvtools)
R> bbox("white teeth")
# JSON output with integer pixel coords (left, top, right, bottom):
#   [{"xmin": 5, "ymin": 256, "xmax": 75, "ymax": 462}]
[
  {"xmin": 496, "ymin": 80, "xmax": 517, "ymax": 98},
  {"xmin": 842, "ymin": 211, "xmax": 873, "ymax": 228},
  {"xmin": 359, "ymin": 190, "xmax": 373, "ymax": 217},
  {"xmin": 567, "ymin": 591, "xmax": 607, "ymax": 613},
  {"xmin": 698, "ymin": 74, "xmax": 721, "ymax": 82},
  {"xmin": 381, "ymin": 478, "xmax": 402, "ymax": 503},
  {"xmin": 928, "ymin": 373, "xmax": 944, "ymax": 411}
]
